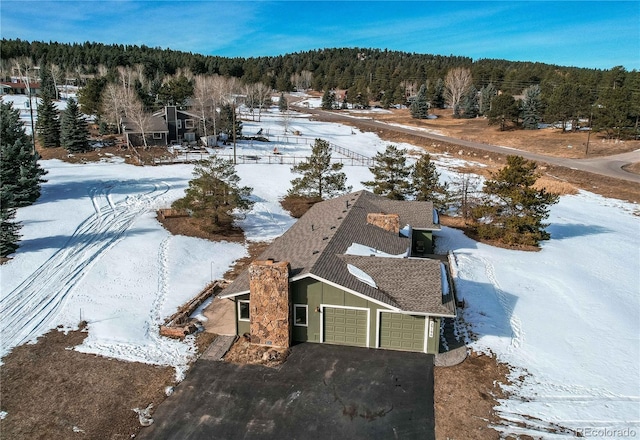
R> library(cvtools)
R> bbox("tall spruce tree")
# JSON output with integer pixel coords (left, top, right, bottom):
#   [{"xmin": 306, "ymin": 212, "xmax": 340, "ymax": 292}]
[
  {"xmin": 410, "ymin": 84, "xmax": 429, "ymax": 119},
  {"xmin": 428, "ymin": 78, "xmax": 445, "ymax": 109},
  {"xmin": 479, "ymin": 83, "xmax": 497, "ymax": 116},
  {"xmin": 36, "ymin": 86, "xmax": 61, "ymax": 148},
  {"xmin": 363, "ymin": 145, "xmax": 413, "ymax": 200},
  {"xmin": 460, "ymin": 85, "xmax": 479, "ymax": 119},
  {"xmin": 288, "ymin": 138, "xmax": 351, "ymax": 199},
  {"xmin": 1, "ymin": 102, "xmax": 47, "ymax": 208},
  {"xmin": 521, "ymin": 85, "xmax": 542, "ymax": 130},
  {"xmin": 0, "ymin": 207, "xmax": 20, "ymax": 258},
  {"xmin": 60, "ymin": 98, "xmax": 90, "ymax": 153},
  {"xmin": 472, "ymin": 155, "xmax": 559, "ymax": 246},
  {"xmin": 1, "ymin": 102, "xmax": 47, "ymax": 257},
  {"xmin": 412, "ymin": 153, "xmax": 449, "ymax": 211}
]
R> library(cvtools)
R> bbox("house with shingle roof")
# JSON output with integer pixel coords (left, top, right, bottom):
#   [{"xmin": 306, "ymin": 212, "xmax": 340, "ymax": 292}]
[{"xmin": 219, "ymin": 190, "xmax": 456, "ymax": 354}]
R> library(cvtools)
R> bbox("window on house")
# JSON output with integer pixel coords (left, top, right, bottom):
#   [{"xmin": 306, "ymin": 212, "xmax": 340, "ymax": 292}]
[
  {"xmin": 153, "ymin": 132, "xmax": 162, "ymax": 140},
  {"xmin": 294, "ymin": 304, "xmax": 308, "ymax": 327},
  {"xmin": 238, "ymin": 300, "xmax": 250, "ymax": 321},
  {"xmin": 176, "ymin": 119, "xmax": 182, "ymax": 129},
  {"xmin": 185, "ymin": 119, "xmax": 195, "ymax": 129}
]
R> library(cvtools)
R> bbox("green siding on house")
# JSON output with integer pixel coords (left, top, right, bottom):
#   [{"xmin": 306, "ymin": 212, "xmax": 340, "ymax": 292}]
[{"xmin": 291, "ymin": 278, "xmax": 389, "ymax": 346}]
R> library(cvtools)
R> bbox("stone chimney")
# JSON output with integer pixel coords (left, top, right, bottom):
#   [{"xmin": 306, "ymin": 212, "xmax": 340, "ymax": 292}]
[
  {"xmin": 248, "ymin": 260, "xmax": 291, "ymax": 348},
  {"xmin": 367, "ymin": 213, "xmax": 400, "ymax": 234}
]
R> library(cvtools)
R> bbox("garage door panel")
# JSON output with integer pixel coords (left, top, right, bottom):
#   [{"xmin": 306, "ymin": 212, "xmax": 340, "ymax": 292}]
[
  {"xmin": 324, "ymin": 307, "xmax": 367, "ymax": 347},
  {"xmin": 380, "ymin": 313, "xmax": 425, "ymax": 352}
]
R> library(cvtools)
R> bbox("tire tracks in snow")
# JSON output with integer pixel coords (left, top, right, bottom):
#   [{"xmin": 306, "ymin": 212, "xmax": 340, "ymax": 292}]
[{"xmin": 0, "ymin": 180, "xmax": 170, "ymax": 357}]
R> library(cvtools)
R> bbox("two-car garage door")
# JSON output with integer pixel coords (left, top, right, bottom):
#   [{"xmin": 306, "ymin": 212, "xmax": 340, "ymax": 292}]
[
  {"xmin": 323, "ymin": 307, "xmax": 368, "ymax": 347},
  {"xmin": 379, "ymin": 312, "xmax": 425, "ymax": 352},
  {"xmin": 322, "ymin": 308, "xmax": 426, "ymax": 352}
]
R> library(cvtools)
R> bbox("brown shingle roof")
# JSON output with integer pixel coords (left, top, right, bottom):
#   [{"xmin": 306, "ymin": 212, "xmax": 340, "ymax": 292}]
[{"xmin": 221, "ymin": 190, "xmax": 454, "ymax": 316}]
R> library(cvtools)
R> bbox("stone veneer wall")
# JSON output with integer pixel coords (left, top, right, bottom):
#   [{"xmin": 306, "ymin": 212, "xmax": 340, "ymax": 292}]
[
  {"xmin": 248, "ymin": 260, "xmax": 291, "ymax": 348},
  {"xmin": 366, "ymin": 213, "xmax": 400, "ymax": 234}
]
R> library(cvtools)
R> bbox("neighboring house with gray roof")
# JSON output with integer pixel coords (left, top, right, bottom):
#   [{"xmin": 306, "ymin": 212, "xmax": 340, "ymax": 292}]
[
  {"xmin": 122, "ymin": 106, "xmax": 203, "ymax": 147},
  {"xmin": 220, "ymin": 190, "xmax": 456, "ymax": 354}
]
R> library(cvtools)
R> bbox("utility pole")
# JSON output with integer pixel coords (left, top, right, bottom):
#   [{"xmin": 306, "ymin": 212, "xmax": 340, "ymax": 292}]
[{"xmin": 232, "ymin": 98, "xmax": 237, "ymax": 165}]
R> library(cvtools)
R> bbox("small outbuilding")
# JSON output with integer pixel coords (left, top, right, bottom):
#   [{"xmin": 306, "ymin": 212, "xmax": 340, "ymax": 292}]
[{"xmin": 220, "ymin": 190, "xmax": 456, "ymax": 354}]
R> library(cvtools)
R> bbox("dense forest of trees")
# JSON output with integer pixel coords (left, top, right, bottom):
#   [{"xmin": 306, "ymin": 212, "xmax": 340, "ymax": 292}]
[{"xmin": 2, "ymin": 39, "xmax": 638, "ymax": 138}]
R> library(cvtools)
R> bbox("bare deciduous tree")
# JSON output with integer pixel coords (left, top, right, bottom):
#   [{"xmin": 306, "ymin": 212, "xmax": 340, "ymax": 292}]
[
  {"xmin": 444, "ymin": 67, "xmax": 472, "ymax": 116},
  {"xmin": 192, "ymin": 75, "xmax": 215, "ymax": 138},
  {"xmin": 101, "ymin": 83, "xmax": 127, "ymax": 133},
  {"xmin": 291, "ymin": 70, "xmax": 313, "ymax": 91}
]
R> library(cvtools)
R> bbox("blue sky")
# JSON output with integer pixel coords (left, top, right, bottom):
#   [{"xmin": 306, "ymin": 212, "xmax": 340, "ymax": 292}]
[{"xmin": 1, "ymin": 1, "xmax": 638, "ymax": 70}]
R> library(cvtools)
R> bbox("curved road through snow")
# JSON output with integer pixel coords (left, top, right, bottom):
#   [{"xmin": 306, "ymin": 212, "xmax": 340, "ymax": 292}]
[{"xmin": 299, "ymin": 106, "xmax": 640, "ymax": 184}]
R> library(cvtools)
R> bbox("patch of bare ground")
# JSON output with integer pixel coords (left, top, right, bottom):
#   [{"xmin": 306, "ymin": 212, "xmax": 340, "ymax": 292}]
[
  {"xmin": 280, "ymin": 194, "xmax": 322, "ymax": 218},
  {"xmin": 0, "ymin": 325, "xmax": 175, "ymax": 440},
  {"xmin": 156, "ymin": 212, "xmax": 246, "ymax": 243},
  {"xmin": 331, "ymin": 109, "xmax": 640, "ymax": 204},
  {"xmin": 435, "ymin": 351, "xmax": 513, "ymax": 440},
  {"xmin": 373, "ymin": 108, "xmax": 639, "ymax": 159},
  {"xmin": 223, "ymin": 334, "xmax": 290, "ymax": 367}
]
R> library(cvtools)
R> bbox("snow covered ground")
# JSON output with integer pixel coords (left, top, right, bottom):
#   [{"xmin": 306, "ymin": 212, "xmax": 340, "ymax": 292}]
[{"xmin": 1, "ymin": 100, "xmax": 638, "ymax": 436}]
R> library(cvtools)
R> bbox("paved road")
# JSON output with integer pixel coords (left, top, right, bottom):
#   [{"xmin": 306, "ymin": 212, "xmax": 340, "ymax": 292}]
[{"xmin": 297, "ymin": 105, "xmax": 640, "ymax": 184}]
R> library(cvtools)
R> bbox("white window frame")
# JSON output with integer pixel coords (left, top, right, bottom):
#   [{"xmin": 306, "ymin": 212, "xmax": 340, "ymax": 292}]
[
  {"xmin": 184, "ymin": 119, "xmax": 195, "ymax": 129},
  {"xmin": 238, "ymin": 300, "xmax": 250, "ymax": 322},
  {"xmin": 153, "ymin": 132, "xmax": 162, "ymax": 140},
  {"xmin": 176, "ymin": 119, "xmax": 182, "ymax": 129},
  {"xmin": 293, "ymin": 304, "xmax": 308, "ymax": 327}
]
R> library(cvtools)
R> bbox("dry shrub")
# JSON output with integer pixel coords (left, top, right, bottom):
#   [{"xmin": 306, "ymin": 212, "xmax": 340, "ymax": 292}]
[{"xmin": 535, "ymin": 175, "xmax": 578, "ymax": 196}]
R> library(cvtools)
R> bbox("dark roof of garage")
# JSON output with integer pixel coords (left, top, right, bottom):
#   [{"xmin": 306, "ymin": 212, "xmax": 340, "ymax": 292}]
[{"xmin": 220, "ymin": 190, "xmax": 454, "ymax": 316}]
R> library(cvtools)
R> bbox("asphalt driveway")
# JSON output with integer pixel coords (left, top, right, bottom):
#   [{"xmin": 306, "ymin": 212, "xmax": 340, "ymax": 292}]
[{"xmin": 138, "ymin": 343, "xmax": 435, "ymax": 439}]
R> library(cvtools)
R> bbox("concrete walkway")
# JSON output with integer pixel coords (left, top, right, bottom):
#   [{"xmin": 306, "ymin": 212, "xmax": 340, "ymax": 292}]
[
  {"xmin": 201, "ymin": 335, "xmax": 237, "ymax": 361},
  {"xmin": 202, "ymin": 297, "xmax": 236, "ymax": 335}
]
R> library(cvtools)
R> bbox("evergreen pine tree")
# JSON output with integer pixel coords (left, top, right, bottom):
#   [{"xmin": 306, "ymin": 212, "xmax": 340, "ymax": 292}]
[
  {"xmin": 479, "ymin": 83, "xmax": 497, "ymax": 116},
  {"xmin": 410, "ymin": 84, "xmax": 429, "ymax": 119},
  {"xmin": 521, "ymin": 85, "xmax": 542, "ymax": 130},
  {"xmin": 0, "ymin": 207, "xmax": 21, "ymax": 258},
  {"xmin": 1, "ymin": 102, "xmax": 47, "ymax": 208},
  {"xmin": 1, "ymin": 101, "xmax": 30, "ymax": 146},
  {"xmin": 362, "ymin": 145, "xmax": 413, "ymax": 200},
  {"xmin": 278, "ymin": 92, "xmax": 288, "ymax": 112},
  {"xmin": 171, "ymin": 156, "xmax": 254, "ymax": 232},
  {"xmin": 472, "ymin": 155, "xmax": 559, "ymax": 246},
  {"xmin": 39, "ymin": 64, "xmax": 57, "ymax": 99},
  {"xmin": 60, "ymin": 98, "xmax": 90, "ymax": 153},
  {"xmin": 488, "ymin": 94, "xmax": 519, "ymax": 130},
  {"xmin": 321, "ymin": 89, "xmax": 336, "ymax": 110},
  {"xmin": 428, "ymin": 78, "xmax": 445, "ymax": 109},
  {"xmin": 36, "ymin": 87, "xmax": 61, "ymax": 148},
  {"xmin": 288, "ymin": 138, "xmax": 351, "ymax": 199},
  {"xmin": 412, "ymin": 153, "xmax": 449, "ymax": 211},
  {"xmin": 460, "ymin": 85, "xmax": 478, "ymax": 119}
]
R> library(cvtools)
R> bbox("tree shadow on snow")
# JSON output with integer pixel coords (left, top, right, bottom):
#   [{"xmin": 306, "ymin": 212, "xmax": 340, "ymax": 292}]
[
  {"xmin": 38, "ymin": 177, "xmax": 187, "ymax": 205},
  {"xmin": 17, "ymin": 228, "xmax": 158, "ymax": 253},
  {"xmin": 547, "ymin": 223, "xmax": 612, "ymax": 240}
]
